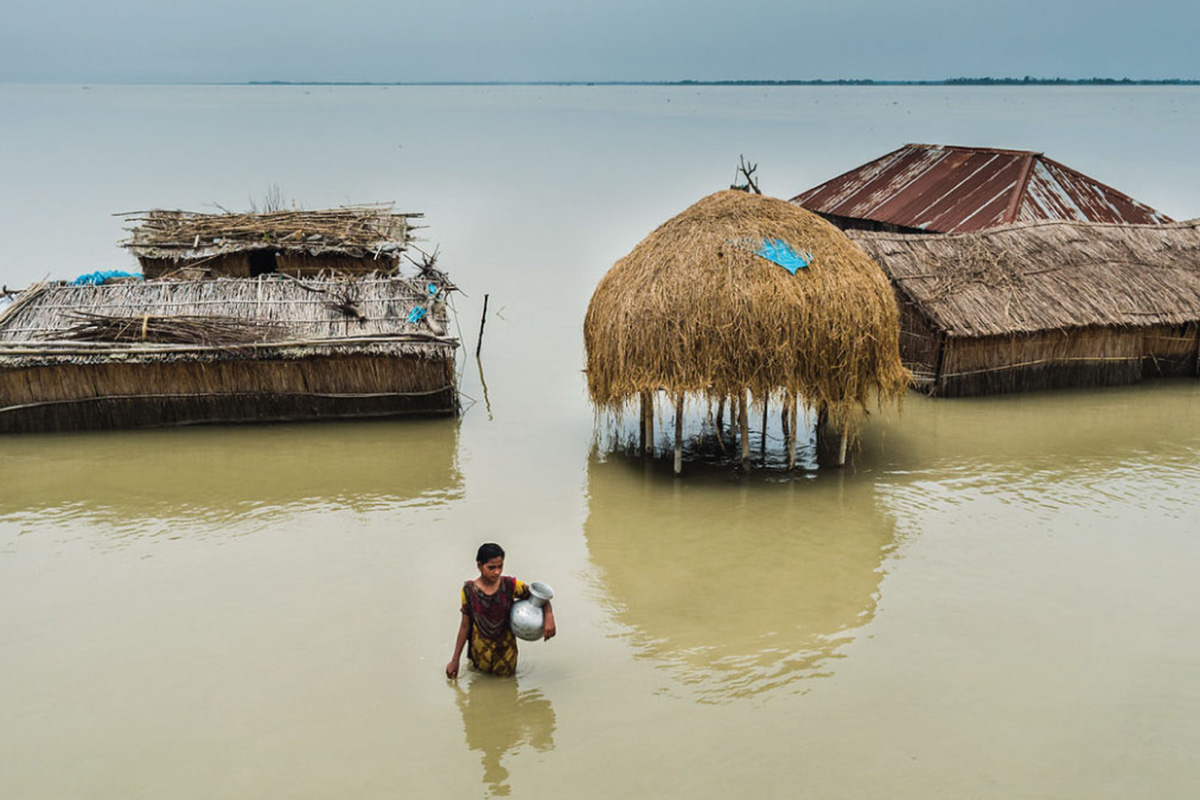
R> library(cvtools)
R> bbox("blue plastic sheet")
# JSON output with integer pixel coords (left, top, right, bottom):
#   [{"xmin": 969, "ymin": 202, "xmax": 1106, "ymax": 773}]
[
  {"xmin": 756, "ymin": 239, "xmax": 811, "ymax": 274},
  {"xmin": 407, "ymin": 306, "xmax": 427, "ymax": 323},
  {"xmin": 70, "ymin": 269, "xmax": 142, "ymax": 286}
]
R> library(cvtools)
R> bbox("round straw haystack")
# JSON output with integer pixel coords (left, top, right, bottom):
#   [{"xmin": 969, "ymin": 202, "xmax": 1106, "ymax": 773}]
[{"xmin": 584, "ymin": 190, "xmax": 909, "ymax": 433}]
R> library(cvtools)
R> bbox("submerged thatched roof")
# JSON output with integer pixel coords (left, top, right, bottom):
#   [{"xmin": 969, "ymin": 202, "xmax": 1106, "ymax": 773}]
[
  {"xmin": 848, "ymin": 219, "xmax": 1200, "ymax": 338},
  {"xmin": 584, "ymin": 190, "xmax": 909, "ymax": 426},
  {"xmin": 0, "ymin": 275, "xmax": 456, "ymax": 368},
  {"xmin": 120, "ymin": 204, "xmax": 421, "ymax": 262}
]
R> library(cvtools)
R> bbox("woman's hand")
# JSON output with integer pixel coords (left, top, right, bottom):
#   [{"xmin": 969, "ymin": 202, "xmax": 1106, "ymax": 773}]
[
  {"xmin": 446, "ymin": 659, "xmax": 460, "ymax": 679},
  {"xmin": 543, "ymin": 611, "xmax": 556, "ymax": 641}
]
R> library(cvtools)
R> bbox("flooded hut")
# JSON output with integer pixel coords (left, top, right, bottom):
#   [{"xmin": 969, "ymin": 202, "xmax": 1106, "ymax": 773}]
[
  {"xmin": 847, "ymin": 219, "xmax": 1200, "ymax": 396},
  {"xmin": 584, "ymin": 190, "xmax": 910, "ymax": 472},
  {"xmin": 791, "ymin": 144, "xmax": 1173, "ymax": 234},
  {"xmin": 122, "ymin": 204, "xmax": 421, "ymax": 278},
  {"xmin": 0, "ymin": 204, "xmax": 460, "ymax": 434}
]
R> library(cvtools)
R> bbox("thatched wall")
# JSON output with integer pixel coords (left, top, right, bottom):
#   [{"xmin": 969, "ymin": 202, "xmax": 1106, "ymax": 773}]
[
  {"xmin": 0, "ymin": 275, "xmax": 458, "ymax": 432},
  {"xmin": 849, "ymin": 219, "xmax": 1200, "ymax": 395},
  {"xmin": 935, "ymin": 328, "xmax": 1144, "ymax": 397},
  {"xmin": 893, "ymin": 290, "xmax": 941, "ymax": 387},
  {"xmin": 0, "ymin": 356, "xmax": 455, "ymax": 433},
  {"xmin": 140, "ymin": 254, "xmax": 253, "ymax": 279},
  {"xmin": 585, "ymin": 190, "xmax": 909, "ymax": 439},
  {"xmin": 1144, "ymin": 323, "xmax": 1200, "ymax": 378},
  {"xmin": 139, "ymin": 252, "xmax": 400, "ymax": 279}
]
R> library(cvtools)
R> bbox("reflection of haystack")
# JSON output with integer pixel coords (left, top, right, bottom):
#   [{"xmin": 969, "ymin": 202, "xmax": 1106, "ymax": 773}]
[
  {"xmin": 584, "ymin": 190, "xmax": 908, "ymax": 470},
  {"xmin": 583, "ymin": 455, "xmax": 897, "ymax": 701}
]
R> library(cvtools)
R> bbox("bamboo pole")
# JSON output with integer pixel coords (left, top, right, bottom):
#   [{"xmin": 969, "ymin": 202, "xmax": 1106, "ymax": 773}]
[
  {"xmin": 674, "ymin": 392, "xmax": 684, "ymax": 475},
  {"xmin": 838, "ymin": 431, "xmax": 848, "ymax": 468},
  {"xmin": 760, "ymin": 396, "xmax": 768, "ymax": 457},
  {"xmin": 739, "ymin": 389, "xmax": 750, "ymax": 471},
  {"xmin": 787, "ymin": 392, "xmax": 798, "ymax": 471},
  {"xmin": 780, "ymin": 401, "xmax": 788, "ymax": 446},
  {"xmin": 644, "ymin": 391, "xmax": 654, "ymax": 456},
  {"xmin": 638, "ymin": 390, "xmax": 648, "ymax": 452},
  {"xmin": 475, "ymin": 293, "xmax": 489, "ymax": 357}
]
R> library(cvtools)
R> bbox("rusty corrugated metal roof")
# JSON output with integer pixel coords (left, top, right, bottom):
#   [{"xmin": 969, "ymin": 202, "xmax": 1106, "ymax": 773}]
[{"xmin": 791, "ymin": 144, "xmax": 1173, "ymax": 233}]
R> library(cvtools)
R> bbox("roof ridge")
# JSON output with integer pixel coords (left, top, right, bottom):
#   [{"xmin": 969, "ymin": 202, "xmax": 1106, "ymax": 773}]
[
  {"xmin": 904, "ymin": 143, "xmax": 1044, "ymax": 157},
  {"xmin": 1003, "ymin": 152, "xmax": 1038, "ymax": 223}
]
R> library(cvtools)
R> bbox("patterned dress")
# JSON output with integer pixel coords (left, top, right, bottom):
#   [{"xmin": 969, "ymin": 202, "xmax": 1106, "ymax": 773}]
[{"xmin": 460, "ymin": 576, "xmax": 531, "ymax": 676}]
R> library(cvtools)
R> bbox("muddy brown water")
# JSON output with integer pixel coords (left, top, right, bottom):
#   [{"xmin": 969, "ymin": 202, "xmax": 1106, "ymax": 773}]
[{"xmin": 3, "ymin": 84, "xmax": 1200, "ymax": 798}]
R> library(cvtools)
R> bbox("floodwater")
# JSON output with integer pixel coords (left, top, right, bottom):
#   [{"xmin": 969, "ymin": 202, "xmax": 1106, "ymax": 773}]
[{"xmin": 3, "ymin": 84, "xmax": 1200, "ymax": 798}]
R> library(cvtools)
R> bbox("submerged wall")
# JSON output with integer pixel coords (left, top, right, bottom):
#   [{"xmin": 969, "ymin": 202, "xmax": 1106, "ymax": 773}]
[
  {"xmin": 0, "ymin": 354, "xmax": 457, "ymax": 433},
  {"xmin": 925, "ymin": 326, "xmax": 1199, "ymax": 397}
]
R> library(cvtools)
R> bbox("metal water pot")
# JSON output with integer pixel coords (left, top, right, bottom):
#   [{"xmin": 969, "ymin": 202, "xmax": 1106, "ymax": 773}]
[{"xmin": 510, "ymin": 581, "xmax": 555, "ymax": 641}]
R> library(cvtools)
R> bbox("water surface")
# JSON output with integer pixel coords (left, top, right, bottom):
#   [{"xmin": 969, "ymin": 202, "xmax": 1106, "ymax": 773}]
[{"xmin": 2, "ymin": 84, "xmax": 1200, "ymax": 798}]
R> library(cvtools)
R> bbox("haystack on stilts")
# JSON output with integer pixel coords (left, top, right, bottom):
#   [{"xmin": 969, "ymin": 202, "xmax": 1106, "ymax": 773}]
[{"xmin": 584, "ymin": 190, "xmax": 910, "ymax": 473}]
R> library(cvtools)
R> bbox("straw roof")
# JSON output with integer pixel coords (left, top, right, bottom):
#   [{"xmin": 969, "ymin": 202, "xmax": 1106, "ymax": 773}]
[
  {"xmin": 584, "ymin": 190, "xmax": 909, "ymax": 426},
  {"xmin": 0, "ymin": 275, "xmax": 456, "ymax": 368},
  {"xmin": 120, "ymin": 204, "xmax": 421, "ymax": 262},
  {"xmin": 847, "ymin": 218, "xmax": 1200, "ymax": 338}
]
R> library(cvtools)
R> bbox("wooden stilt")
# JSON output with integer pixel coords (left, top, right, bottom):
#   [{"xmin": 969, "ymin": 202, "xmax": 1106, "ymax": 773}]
[
  {"xmin": 787, "ymin": 392, "xmax": 798, "ymax": 471},
  {"xmin": 638, "ymin": 391, "xmax": 648, "ymax": 453},
  {"xmin": 713, "ymin": 396, "xmax": 728, "ymax": 456},
  {"xmin": 815, "ymin": 406, "xmax": 827, "ymax": 462},
  {"xmin": 739, "ymin": 389, "xmax": 750, "ymax": 471},
  {"xmin": 838, "ymin": 431, "xmax": 848, "ymax": 467},
  {"xmin": 780, "ymin": 403, "xmax": 788, "ymax": 441},
  {"xmin": 674, "ymin": 392, "xmax": 684, "ymax": 475},
  {"xmin": 730, "ymin": 394, "xmax": 739, "ymax": 451},
  {"xmin": 760, "ymin": 396, "xmax": 768, "ymax": 457},
  {"xmin": 644, "ymin": 392, "xmax": 654, "ymax": 456}
]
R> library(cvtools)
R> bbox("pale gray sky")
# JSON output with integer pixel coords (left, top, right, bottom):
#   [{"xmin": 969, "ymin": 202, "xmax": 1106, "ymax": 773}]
[{"xmin": 1, "ymin": 0, "xmax": 1196, "ymax": 83}]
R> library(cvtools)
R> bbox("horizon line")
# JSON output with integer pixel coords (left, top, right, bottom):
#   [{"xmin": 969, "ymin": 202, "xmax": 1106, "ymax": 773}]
[{"xmin": 242, "ymin": 77, "xmax": 1200, "ymax": 87}]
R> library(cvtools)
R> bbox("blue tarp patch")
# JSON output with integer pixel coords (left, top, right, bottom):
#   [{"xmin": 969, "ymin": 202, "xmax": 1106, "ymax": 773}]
[
  {"xmin": 70, "ymin": 270, "xmax": 143, "ymax": 286},
  {"xmin": 407, "ymin": 306, "xmax": 427, "ymax": 323},
  {"xmin": 755, "ymin": 239, "xmax": 811, "ymax": 274}
]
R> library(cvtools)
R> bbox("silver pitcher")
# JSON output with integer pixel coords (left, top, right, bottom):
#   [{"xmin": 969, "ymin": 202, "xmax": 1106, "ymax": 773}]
[{"xmin": 510, "ymin": 581, "xmax": 554, "ymax": 641}]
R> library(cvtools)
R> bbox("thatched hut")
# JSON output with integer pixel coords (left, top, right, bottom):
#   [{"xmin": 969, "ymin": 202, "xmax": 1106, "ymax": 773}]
[
  {"xmin": 847, "ymin": 219, "xmax": 1200, "ymax": 396},
  {"xmin": 584, "ymin": 190, "xmax": 909, "ymax": 472},
  {"xmin": 121, "ymin": 204, "xmax": 420, "ymax": 279},
  {"xmin": 0, "ymin": 274, "xmax": 458, "ymax": 433}
]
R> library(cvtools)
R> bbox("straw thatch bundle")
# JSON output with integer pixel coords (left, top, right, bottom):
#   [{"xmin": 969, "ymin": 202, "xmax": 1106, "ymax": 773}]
[
  {"xmin": 584, "ymin": 190, "xmax": 909, "ymax": 436},
  {"xmin": 121, "ymin": 204, "xmax": 419, "ymax": 261},
  {"xmin": 0, "ymin": 275, "xmax": 455, "ymax": 364},
  {"xmin": 847, "ymin": 218, "xmax": 1200, "ymax": 336}
]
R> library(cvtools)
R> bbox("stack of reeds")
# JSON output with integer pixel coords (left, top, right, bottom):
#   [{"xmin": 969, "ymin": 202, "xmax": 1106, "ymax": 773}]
[
  {"xmin": 121, "ymin": 204, "xmax": 423, "ymax": 259},
  {"xmin": 53, "ymin": 312, "xmax": 282, "ymax": 345},
  {"xmin": 584, "ymin": 190, "xmax": 909, "ymax": 429}
]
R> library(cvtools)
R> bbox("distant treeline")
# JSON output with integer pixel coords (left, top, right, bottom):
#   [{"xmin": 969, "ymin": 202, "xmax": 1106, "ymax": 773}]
[{"xmin": 248, "ymin": 78, "xmax": 1200, "ymax": 87}]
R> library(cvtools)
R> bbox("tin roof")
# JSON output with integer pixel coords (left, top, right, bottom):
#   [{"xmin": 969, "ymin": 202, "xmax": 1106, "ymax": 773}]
[{"xmin": 791, "ymin": 144, "xmax": 1173, "ymax": 233}]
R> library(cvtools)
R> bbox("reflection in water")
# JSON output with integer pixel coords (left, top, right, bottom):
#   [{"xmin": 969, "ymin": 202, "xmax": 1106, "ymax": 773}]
[
  {"xmin": 0, "ymin": 418, "xmax": 463, "ymax": 530},
  {"xmin": 584, "ymin": 455, "xmax": 898, "ymax": 702},
  {"xmin": 861, "ymin": 381, "xmax": 1200, "ymax": 517},
  {"xmin": 454, "ymin": 676, "xmax": 556, "ymax": 798}
]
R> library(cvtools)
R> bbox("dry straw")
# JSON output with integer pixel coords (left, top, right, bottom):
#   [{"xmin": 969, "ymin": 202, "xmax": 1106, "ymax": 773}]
[
  {"xmin": 120, "ymin": 204, "xmax": 421, "ymax": 261},
  {"xmin": 584, "ymin": 190, "xmax": 909, "ymax": 435},
  {"xmin": 847, "ymin": 218, "xmax": 1200, "ymax": 337}
]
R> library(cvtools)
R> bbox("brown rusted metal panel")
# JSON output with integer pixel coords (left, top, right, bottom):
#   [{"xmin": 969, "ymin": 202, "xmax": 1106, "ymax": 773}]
[{"xmin": 792, "ymin": 144, "xmax": 1173, "ymax": 233}]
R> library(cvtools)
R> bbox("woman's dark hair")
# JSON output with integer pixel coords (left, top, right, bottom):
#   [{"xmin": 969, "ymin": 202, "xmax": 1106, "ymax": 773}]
[{"xmin": 476, "ymin": 542, "xmax": 505, "ymax": 564}]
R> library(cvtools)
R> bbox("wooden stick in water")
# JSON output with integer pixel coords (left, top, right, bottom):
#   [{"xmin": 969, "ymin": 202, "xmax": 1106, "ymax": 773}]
[
  {"xmin": 674, "ymin": 392, "xmax": 684, "ymax": 475},
  {"xmin": 475, "ymin": 293, "xmax": 489, "ymax": 358},
  {"xmin": 739, "ymin": 389, "xmax": 750, "ymax": 471}
]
